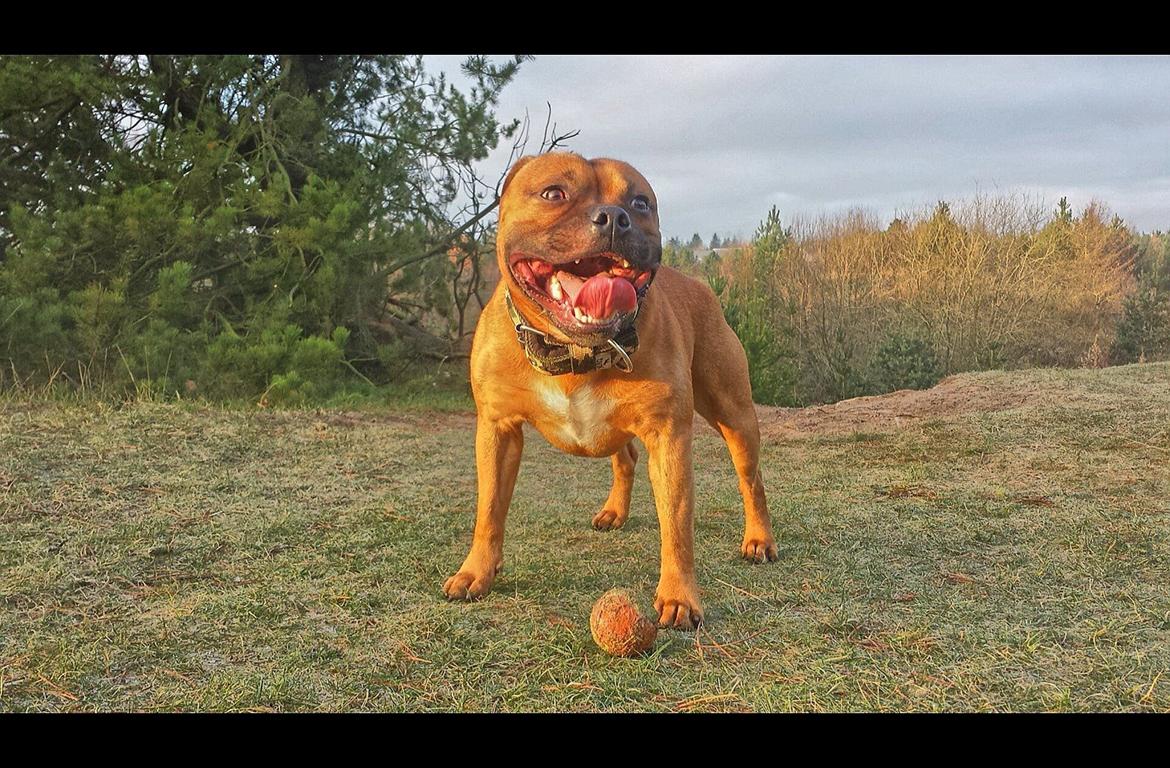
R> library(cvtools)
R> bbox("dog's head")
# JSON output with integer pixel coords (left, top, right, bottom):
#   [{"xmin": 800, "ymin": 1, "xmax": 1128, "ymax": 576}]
[{"xmin": 497, "ymin": 152, "xmax": 662, "ymax": 347}]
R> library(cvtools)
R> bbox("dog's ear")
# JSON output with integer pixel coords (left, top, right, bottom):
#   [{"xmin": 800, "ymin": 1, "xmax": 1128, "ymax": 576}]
[{"xmin": 499, "ymin": 155, "xmax": 537, "ymax": 198}]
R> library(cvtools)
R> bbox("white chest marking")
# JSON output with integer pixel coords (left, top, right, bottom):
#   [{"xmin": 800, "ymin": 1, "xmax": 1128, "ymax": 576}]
[{"xmin": 537, "ymin": 382, "xmax": 614, "ymax": 450}]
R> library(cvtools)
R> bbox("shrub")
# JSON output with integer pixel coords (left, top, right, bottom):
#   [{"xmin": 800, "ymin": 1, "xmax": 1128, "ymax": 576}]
[
  {"xmin": 867, "ymin": 333, "xmax": 943, "ymax": 394},
  {"xmin": 1111, "ymin": 232, "xmax": 1170, "ymax": 363}
]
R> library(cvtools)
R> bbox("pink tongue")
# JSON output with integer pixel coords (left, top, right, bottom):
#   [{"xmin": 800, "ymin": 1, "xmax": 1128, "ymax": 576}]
[{"xmin": 575, "ymin": 274, "xmax": 637, "ymax": 318}]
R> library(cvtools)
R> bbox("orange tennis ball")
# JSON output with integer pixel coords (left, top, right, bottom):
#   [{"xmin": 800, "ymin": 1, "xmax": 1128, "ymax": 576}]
[{"xmin": 589, "ymin": 588, "xmax": 658, "ymax": 657}]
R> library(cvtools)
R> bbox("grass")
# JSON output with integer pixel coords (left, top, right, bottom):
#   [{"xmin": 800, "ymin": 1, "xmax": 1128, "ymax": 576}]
[{"xmin": 1, "ymin": 363, "xmax": 1168, "ymax": 711}]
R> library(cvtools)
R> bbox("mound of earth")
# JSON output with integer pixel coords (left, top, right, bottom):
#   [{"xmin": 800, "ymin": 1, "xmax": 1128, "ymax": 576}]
[{"xmin": 753, "ymin": 374, "xmax": 1032, "ymax": 438}]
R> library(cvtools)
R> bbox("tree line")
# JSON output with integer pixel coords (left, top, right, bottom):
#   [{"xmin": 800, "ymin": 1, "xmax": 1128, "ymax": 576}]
[
  {"xmin": 3, "ymin": 56, "xmax": 1166, "ymax": 407},
  {"xmin": 694, "ymin": 197, "xmax": 1169, "ymax": 405}
]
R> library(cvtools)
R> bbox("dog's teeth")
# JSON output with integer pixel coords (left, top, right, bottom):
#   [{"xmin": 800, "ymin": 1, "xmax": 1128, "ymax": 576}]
[
  {"xmin": 550, "ymin": 276, "xmax": 563, "ymax": 301},
  {"xmin": 620, "ymin": 258, "xmax": 631, "ymax": 268},
  {"xmin": 574, "ymin": 259, "xmax": 581, "ymax": 265},
  {"xmin": 574, "ymin": 307, "xmax": 586, "ymax": 321}
]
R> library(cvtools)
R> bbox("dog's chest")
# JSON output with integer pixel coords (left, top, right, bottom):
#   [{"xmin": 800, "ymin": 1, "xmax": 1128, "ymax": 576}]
[{"xmin": 530, "ymin": 381, "xmax": 621, "ymax": 457}]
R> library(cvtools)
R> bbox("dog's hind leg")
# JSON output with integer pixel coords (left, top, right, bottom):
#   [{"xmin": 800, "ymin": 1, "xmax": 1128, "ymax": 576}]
[
  {"xmin": 592, "ymin": 440, "xmax": 638, "ymax": 531},
  {"xmin": 707, "ymin": 412, "xmax": 777, "ymax": 563},
  {"xmin": 693, "ymin": 320, "xmax": 778, "ymax": 563}
]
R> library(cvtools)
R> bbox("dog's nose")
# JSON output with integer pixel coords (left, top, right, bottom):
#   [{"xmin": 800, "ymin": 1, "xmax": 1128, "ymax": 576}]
[{"xmin": 590, "ymin": 205, "xmax": 632, "ymax": 237}]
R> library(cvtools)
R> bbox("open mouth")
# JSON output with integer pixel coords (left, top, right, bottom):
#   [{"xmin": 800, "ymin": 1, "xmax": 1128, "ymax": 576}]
[{"xmin": 510, "ymin": 252, "xmax": 653, "ymax": 330}]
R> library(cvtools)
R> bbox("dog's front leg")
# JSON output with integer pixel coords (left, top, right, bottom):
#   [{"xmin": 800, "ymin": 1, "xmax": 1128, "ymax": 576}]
[
  {"xmin": 643, "ymin": 422, "xmax": 703, "ymax": 629},
  {"xmin": 443, "ymin": 415, "xmax": 523, "ymax": 600}
]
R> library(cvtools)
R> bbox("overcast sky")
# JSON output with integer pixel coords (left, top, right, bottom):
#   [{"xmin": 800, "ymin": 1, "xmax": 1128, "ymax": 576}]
[{"xmin": 428, "ymin": 55, "xmax": 1170, "ymax": 240}]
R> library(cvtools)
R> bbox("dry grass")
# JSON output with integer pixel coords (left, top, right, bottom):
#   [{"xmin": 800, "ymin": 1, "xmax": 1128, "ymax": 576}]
[{"xmin": 1, "ymin": 363, "xmax": 1168, "ymax": 711}]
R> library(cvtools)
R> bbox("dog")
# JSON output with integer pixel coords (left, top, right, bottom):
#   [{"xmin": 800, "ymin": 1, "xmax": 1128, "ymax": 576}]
[{"xmin": 442, "ymin": 152, "xmax": 777, "ymax": 629}]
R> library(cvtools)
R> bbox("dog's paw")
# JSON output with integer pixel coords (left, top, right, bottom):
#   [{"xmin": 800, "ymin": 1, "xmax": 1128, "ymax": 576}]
[
  {"xmin": 442, "ymin": 568, "xmax": 496, "ymax": 601},
  {"xmin": 740, "ymin": 534, "xmax": 778, "ymax": 564},
  {"xmin": 654, "ymin": 576, "xmax": 704, "ymax": 630},
  {"xmin": 591, "ymin": 508, "xmax": 628, "ymax": 531}
]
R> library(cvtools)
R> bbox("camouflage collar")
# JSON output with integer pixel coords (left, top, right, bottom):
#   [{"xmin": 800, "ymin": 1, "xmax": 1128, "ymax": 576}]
[{"xmin": 504, "ymin": 289, "xmax": 642, "ymax": 376}]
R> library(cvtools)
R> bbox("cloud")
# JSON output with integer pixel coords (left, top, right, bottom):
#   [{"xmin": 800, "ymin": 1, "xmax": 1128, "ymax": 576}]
[{"xmin": 429, "ymin": 55, "xmax": 1170, "ymax": 237}]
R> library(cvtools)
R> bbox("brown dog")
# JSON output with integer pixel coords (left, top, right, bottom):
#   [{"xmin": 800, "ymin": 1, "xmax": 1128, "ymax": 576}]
[{"xmin": 442, "ymin": 152, "xmax": 777, "ymax": 629}]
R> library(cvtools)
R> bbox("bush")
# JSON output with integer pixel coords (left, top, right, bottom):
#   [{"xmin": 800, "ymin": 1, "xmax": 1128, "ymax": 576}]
[
  {"xmin": 0, "ymin": 288, "xmax": 73, "ymax": 386},
  {"xmin": 1111, "ymin": 232, "xmax": 1170, "ymax": 363},
  {"xmin": 1113, "ymin": 286, "xmax": 1169, "ymax": 363},
  {"xmin": 867, "ymin": 334, "xmax": 943, "ymax": 394}
]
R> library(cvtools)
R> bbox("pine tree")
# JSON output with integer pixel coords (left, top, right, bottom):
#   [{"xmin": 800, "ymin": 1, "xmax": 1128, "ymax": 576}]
[
  {"xmin": 708, "ymin": 206, "xmax": 797, "ymax": 405},
  {"xmin": 0, "ymin": 55, "xmax": 526, "ymax": 397}
]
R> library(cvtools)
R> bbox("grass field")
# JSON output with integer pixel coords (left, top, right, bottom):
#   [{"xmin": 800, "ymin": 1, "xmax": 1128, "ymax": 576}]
[{"xmin": 2, "ymin": 363, "xmax": 1168, "ymax": 712}]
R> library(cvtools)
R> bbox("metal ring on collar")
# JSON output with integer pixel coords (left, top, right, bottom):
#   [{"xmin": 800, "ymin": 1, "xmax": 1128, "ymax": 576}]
[{"xmin": 606, "ymin": 338, "xmax": 634, "ymax": 373}]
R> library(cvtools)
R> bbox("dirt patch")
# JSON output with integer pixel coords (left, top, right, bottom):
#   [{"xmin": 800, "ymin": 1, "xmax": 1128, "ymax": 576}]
[{"xmin": 756, "ymin": 374, "xmax": 1032, "ymax": 439}]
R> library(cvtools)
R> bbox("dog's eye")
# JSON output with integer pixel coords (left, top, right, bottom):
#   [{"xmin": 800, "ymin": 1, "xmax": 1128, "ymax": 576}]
[
  {"xmin": 632, "ymin": 195, "xmax": 651, "ymax": 212},
  {"xmin": 541, "ymin": 186, "xmax": 567, "ymax": 201}
]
